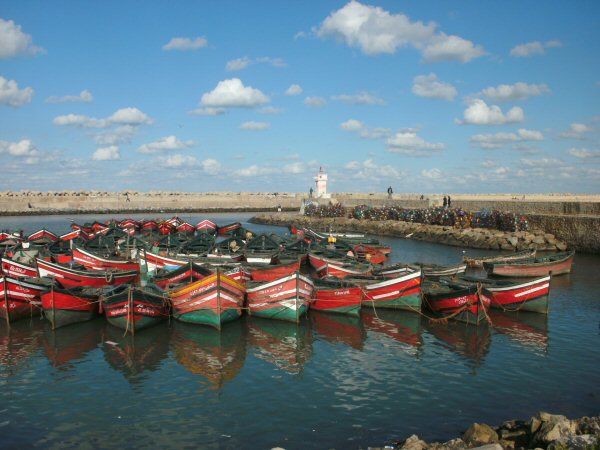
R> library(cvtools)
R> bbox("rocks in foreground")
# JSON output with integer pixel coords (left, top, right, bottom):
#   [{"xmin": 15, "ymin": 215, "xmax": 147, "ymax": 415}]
[{"xmin": 370, "ymin": 412, "xmax": 600, "ymax": 450}]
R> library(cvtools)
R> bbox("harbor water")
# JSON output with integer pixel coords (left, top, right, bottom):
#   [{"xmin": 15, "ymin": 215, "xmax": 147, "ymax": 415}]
[{"xmin": 1, "ymin": 213, "xmax": 599, "ymax": 449}]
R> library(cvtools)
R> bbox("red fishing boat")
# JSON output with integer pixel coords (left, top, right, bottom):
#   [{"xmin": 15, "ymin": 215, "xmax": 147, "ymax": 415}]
[
  {"xmin": 1, "ymin": 257, "xmax": 38, "ymax": 278},
  {"xmin": 141, "ymin": 220, "xmax": 158, "ymax": 232},
  {"xmin": 151, "ymin": 262, "xmax": 212, "ymax": 290},
  {"xmin": 27, "ymin": 229, "xmax": 59, "ymax": 242},
  {"xmin": 36, "ymin": 258, "xmax": 138, "ymax": 288},
  {"xmin": 422, "ymin": 279, "xmax": 492, "ymax": 325},
  {"xmin": 139, "ymin": 248, "xmax": 187, "ymax": 273},
  {"xmin": 247, "ymin": 259, "xmax": 301, "ymax": 282},
  {"xmin": 463, "ymin": 249, "xmax": 536, "ymax": 268},
  {"xmin": 196, "ymin": 219, "xmax": 217, "ymax": 234},
  {"xmin": 177, "ymin": 222, "xmax": 196, "ymax": 234},
  {"xmin": 217, "ymin": 222, "xmax": 242, "ymax": 237},
  {"xmin": 73, "ymin": 246, "xmax": 139, "ymax": 272},
  {"xmin": 102, "ymin": 285, "xmax": 169, "ymax": 333},
  {"xmin": 169, "ymin": 270, "xmax": 246, "ymax": 330},
  {"xmin": 60, "ymin": 228, "xmax": 88, "ymax": 241},
  {"xmin": 311, "ymin": 277, "xmax": 363, "ymax": 316},
  {"xmin": 41, "ymin": 285, "xmax": 100, "ymax": 329},
  {"xmin": 483, "ymin": 250, "xmax": 575, "ymax": 277},
  {"xmin": 348, "ymin": 268, "xmax": 423, "ymax": 311},
  {"xmin": 308, "ymin": 252, "xmax": 373, "ymax": 278},
  {"xmin": 0, "ymin": 276, "xmax": 49, "ymax": 322}
]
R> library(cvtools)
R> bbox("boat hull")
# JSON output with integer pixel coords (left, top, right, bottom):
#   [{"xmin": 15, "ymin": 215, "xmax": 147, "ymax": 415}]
[
  {"xmin": 355, "ymin": 270, "xmax": 422, "ymax": 312},
  {"xmin": 102, "ymin": 287, "xmax": 168, "ymax": 333},
  {"xmin": 41, "ymin": 288, "xmax": 99, "ymax": 328},
  {"xmin": 0, "ymin": 277, "xmax": 46, "ymax": 322},
  {"xmin": 423, "ymin": 284, "xmax": 491, "ymax": 325},
  {"xmin": 312, "ymin": 284, "xmax": 363, "ymax": 316},
  {"xmin": 487, "ymin": 276, "xmax": 551, "ymax": 313}
]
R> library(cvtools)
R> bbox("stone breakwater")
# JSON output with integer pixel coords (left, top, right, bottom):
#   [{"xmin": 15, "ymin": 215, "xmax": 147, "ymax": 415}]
[
  {"xmin": 251, "ymin": 213, "xmax": 569, "ymax": 253},
  {"xmin": 372, "ymin": 411, "xmax": 600, "ymax": 450}
]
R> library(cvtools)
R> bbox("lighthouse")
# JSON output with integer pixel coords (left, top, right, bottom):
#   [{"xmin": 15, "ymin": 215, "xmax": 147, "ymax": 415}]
[{"xmin": 314, "ymin": 166, "xmax": 330, "ymax": 199}]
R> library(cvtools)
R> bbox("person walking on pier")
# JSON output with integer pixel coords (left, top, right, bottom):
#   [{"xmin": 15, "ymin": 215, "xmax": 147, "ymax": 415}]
[
  {"xmin": 447, "ymin": 195, "xmax": 451, "ymax": 208},
  {"xmin": 387, "ymin": 186, "xmax": 393, "ymax": 199},
  {"xmin": 443, "ymin": 195, "xmax": 447, "ymax": 208}
]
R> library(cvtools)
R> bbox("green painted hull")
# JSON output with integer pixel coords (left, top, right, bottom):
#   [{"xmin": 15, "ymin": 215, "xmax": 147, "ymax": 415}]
[
  {"xmin": 106, "ymin": 315, "xmax": 164, "ymax": 333},
  {"xmin": 44, "ymin": 308, "xmax": 97, "ymax": 329},
  {"xmin": 490, "ymin": 294, "xmax": 549, "ymax": 314},
  {"xmin": 174, "ymin": 308, "xmax": 241, "ymax": 330},
  {"xmin": 361, "ymin": 293, "xmax": 421, "ymax": 312},
  {"xmin": 251, "ymin": 303, "xmax": 308, "ymax": 323}
]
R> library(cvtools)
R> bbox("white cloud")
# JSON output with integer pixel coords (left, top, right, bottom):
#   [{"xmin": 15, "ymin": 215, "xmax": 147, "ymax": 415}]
[
  {"xmin": 200, "ymin": 78, "xmax": 269, "ymax": 108},
  {"xmin": 315, "ymin": 1, "xmax": 484, "ymax": 63},
  {"xmin": 343, "ymin": 158, "xmax": 405, "ymax": 179},
  {"xmin": 137, "ymin": 135, "xmax": 194, "ymax": 154},
  {"xmin": 340, "ymin": 119, "xmax": 391, "ymax": 139},
  {"xmin": 226, "ymin": 57, "xmax": 251, "ymax": 71},
  {"xmin": 558, "ymin": 123, "xmax": 593, "ymax": 139},
  {"xmin": 479, "ymin": 82, "xmax": 550, "ymax": 102},
  {"xmin": 0, "ymin": 18, "xmax": 44, "ymax": 58},
  {"xmin": 412, "ymin": 73, "xmax": 457, "ymax": 101},
  {"xmin": 53, "ymin": 114, "xmax": 105, "ymax": 128},
  {"xmin": 0, "ymin": 76, "xmax": 34, "ymax": 106},
  {"xmin": 54, "ymin": 107, "xmax": 153, "ymax": 128},
  {"xmin": 162, "ymin": 37, "xmax": 208, "ymax": 51},
  {"xmin": 304, "ymin": 96, "xmax": 326, "ymax": 107},
  {"xmin": 470, "ymin": 128, "xmax": 544, "ymax": 149},
  {"xmin": 510, "ymin": 40, "xmax": 562, "ymax": 57},
  {"xmin": 240, "ymin": 121, "xmax": 270, "ymax": 130},
  {"xmin": 386, "ymin": 131, "xmax": 445, "ymax": 156},
  {"xmin": 285, "ymin": 84, "xmax": 303, "ymax": 96},
  {"xmin": 189, "ymin": 106, "xmax": 226, "ymax": 116},
  {"xmin": 332, "ymin": 92, "xmax": 384, "ymax": 105},
  {"xmin": 200, "ymin": 158, "xmax": 222, "ymax": 175},
  {"xmin": 259, "ymin": 106, "xmax": 283, "ymax": 114},
  {"xmin": 0, "ymin": 139, "xmax": 40, "ymax": 157},
  {"xmin": 421, "ymin": 33, "xmax": 485, "ymax": 63},
  {"xmin": 161, "ymin": 154, "xmax": 198, "ymax": 168},
  {"xmin": 568, "ymin": 148, "xmax": 600, "ymax": 159},
  {"xmin": 94, "ymin": 125, "xmax": 137, "ymax": 146},
  {"xmin": 46, "ymin": 89, "xmax": 93, "ymax": 103},
  {"xmin": 108, "ymin": 107, "xmax": 153, "ymax": 125},
  {"xmin": 421, "ymin": 168, "xmax": 442, "ymax": 179},
  {"xmin": 340, "ymin": 119, "xmax": 364, "ymax": 132},
  {"xmin": 92, "ymin": 145, "xmax": 120, "ymax": 161},
  {"xmin": 283, "ymin": 162, "xmax": 305, "ymax": 174},
  {"xmin": 519, "ymin": 157, "xmax": 562, "ymax": 168},
  {"xmin": 233, "ymin": 164, "xmax": 277, "ymax": 177},
  {"xmin": 459, "ymin": 98, "xmax": 524, "ymax": 125}
]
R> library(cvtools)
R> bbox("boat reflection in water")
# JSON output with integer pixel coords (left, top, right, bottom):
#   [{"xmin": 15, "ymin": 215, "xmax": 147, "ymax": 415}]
[
  {"xmin": 247, "ymin": 317, "xmax": 313, "ymax": 374},
  {"xmin": 489, "ymin": 310, "xmax": 549, "ymax": 354},
  {"xmin": 310, "ymin": 310, "xmax": 366, "ymax": 350},
  {"xmin": 424, "ymin": 319, "xmax": 491, "ymax": 369},
  {"xmin": 0, "ymin": 318, "xmax": 45, "ymax": 377},
  {"xmin": 361, "ymin": 308, "xmax": 423, "ymax": 355},
  {"xmin": 170, "ymin": 319, "xmax": 247, "ymax": 389},
  {"xmin": 43, "ymin": 319, "xmax": 104, "ymax": 369},
  {"xmin": 102, "ymin": 321, "xmax": 171, "ymax": 383}
]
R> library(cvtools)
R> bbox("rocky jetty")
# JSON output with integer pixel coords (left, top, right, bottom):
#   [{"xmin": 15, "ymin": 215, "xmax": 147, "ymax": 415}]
[
  {"xmin": 371, "ymin": 412, "xmax": 600, "ymax": 450},
  {"xmin": 252, "ymin": 213, "xmax": 568, "ymax": 252}
]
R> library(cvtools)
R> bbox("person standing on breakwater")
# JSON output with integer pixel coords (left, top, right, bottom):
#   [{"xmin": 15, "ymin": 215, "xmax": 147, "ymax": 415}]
[
  {"xmin": 443, "ymin": 195, "xmax": 447, "ymax": 208},
  {"xmin": 447, "ymin": 195, "xmax": 451, "ymax": 208},
  {"xmin": 387, "ymin": 186, "xmax": 393, "ymax": 199},
  {"xmin": 309, "ymin": 187, "xmax": 313, "ymax": 198}
]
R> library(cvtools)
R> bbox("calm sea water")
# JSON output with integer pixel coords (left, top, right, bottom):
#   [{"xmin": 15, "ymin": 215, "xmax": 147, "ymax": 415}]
[{"xmin": 1, "ymin": 212, "xmax": 599, "ymax": 449}]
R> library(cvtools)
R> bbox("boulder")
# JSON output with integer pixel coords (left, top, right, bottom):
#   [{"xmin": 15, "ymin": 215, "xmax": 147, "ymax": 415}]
[
  {"xmin": 531, "ymin": 412, "xmax": 577, "ymax": 446},
  {"xmin": 506, "ymin": 236, "xmax": 519, "ymax": 247},
  {"xmin": 547, "ymin": 434, "xmax": 600, "ymax": 449},
  {"xmin": 400, "ymin": 434, "xmax": 428, "ymax": 450},
  {"xmin": 463, "ymin": 423, "xmax": 499, "ymax": 446}
]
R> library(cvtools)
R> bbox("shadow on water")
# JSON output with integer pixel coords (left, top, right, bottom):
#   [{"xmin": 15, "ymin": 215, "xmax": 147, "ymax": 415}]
[
  {"xmin": 361, "ymin": 308, "xmax": 423, "ymax": 355},
  {"xmin": 42, "ymin": 318, "xmax": 104, "ymax": 369},
  {"xmin": 0, "ymin": 317, "xmax": 46, "ymax": 377},
  {"xmin": 170, "ymin": 319, "xmax": 248, "ymax": 389},
  {"xmin": 489, "ymin": 310, "xmax": 549, "ymax": 354}
]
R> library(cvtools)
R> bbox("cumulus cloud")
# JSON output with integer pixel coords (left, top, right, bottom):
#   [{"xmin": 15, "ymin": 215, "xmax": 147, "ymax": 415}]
[
  {"xmin": 519, "ymin": 157, "xmax": 562, "ymax": 168},
  {"xmin": 92, "ymin": 146, "xmax": 120, "ymax": 161},
  {"xmin": 0, "ymin": 18, "xmax": 45, "ymax": 58},
  {"xmin": 162, "ymin": 37, "xmax": 208, "ymax": 51},
  {"xmin": 0, "ymin": 139, "xmax": 40, "ymax": 157},
  {"xmin": 285, "ymin": 84, "xmax": 303, "ymax": 96},
  {"xmin": 233, "ymin": 164, "xmax": 278, "ymax": 177},
  {"xmin": 304, "ymin": 96, "xmax": 326, "ymax": 107},
  {"xmin": 340, "ymin": 119, "xmax": 391, "ymax": 139},
  {"xmin": 470, "ymin": 128, "xmax": 544, "ymax": 149},
  {"xmin": 0, "ymin": 75, "xmax": 34, "ymax": 106},
  {"xmin": 343, "ymin": 159, "xmax": 405, "ymax": 179},
  {"xmin": 478, "ymin": 82, "xmax": 550, "ymax": 102},
  {"xmin": 137, "ymin": 135, "xmax": 194, "ymax": 154},
  {"xmin": 421, "ymin": 168, "xmax": 442, "ymax": 179},
  {"xmin": 240, "ymin": 121, "xmax": 270, "ymax": 130},
  {"xmin": 226, "ymin": 56, "xmax": 286, "ymax": 71},
  {"xmin": 386, "ymin": 131, "xmax": 445, "ymax": 156},
  {"xmin": 259, "ymin": 106, "xmax": 283, "ymax": 114},
  {"xmin": 94, "ymin": 125, "xmax": 138, "ymax": 146},
  {"xmin": 568, "ymin": 148, "xmax": 600, "ymax": 159},
  {"xmin": 332, "ymin": 91, "xmax": 384, "ymax": 105},
  {"xmin": 54, "ymin": 107, "xmax": 153, "ymax": 128},
  {"xmin": 46, "ymin": 89, "xmax": 93, "ymax": 103},
  {"xmin": 314, "ymin": 1, "xmax": 484, "ymax": 62},
  {"xmin": 160, "ymin": 154, "xmax": 198, "ymax": 168},
  {"xmin": 189, "ymin": 106, "xmax": 226, "ymax": 116},
  {"xmin": 200, "ymin": 78, "xmax": 269, "ymax": 108},
  {"xmin": 510, "ymin": 40, "xmax": 562, "ymax": 57},
  {"xmin": 283, "ymin": 162, "xmax": 305, "ymax": 174},
  {"xmin": 558, "ymin": 123, "xmax": 593, "ymax": 139},
  {"xmin": 412, "ymin": 73, "xmax": 457, "ymax": 101},
  {"xmin": 458, "ymin": 98, "xmax": 524, "ymax": 125}
]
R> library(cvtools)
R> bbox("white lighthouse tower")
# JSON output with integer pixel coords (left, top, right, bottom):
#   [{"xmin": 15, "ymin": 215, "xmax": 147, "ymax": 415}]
[{"xmin": 314, "ymin": 166, "xmax": 330, "ymax": 199}]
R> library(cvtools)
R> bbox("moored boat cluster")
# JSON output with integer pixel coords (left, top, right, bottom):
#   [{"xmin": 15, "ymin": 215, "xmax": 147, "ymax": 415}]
[{"xmin": 0, "ymin": 216, "xmax": 575, "ymax": 333}]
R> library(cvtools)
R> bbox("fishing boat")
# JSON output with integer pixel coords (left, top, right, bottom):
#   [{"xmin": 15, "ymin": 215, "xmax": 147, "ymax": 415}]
[
  {"xmin": 247, "ymin": 258, "xmax": 301, "ymax": 282},
  {"xmin": 217, "ymin": 222, "xmax": 242, "ymax": 237},
  {"xmin": 169, "ymin": 270, "xmax": 246, "ymax": 330},
  {"xmin": 422, "ymin": 278, "xmax": 492, "ymax": 325},
  {"xmin": 1, "ymin": 256, "xmax": 38, "ymax": 278},
  {"xmin": 419, "ymin": 262, "xmax": 467, "ymax": 278},
  {"xmin": 463, "ymin": 249, "xmax": 536, "ymax": 268},
  {"xmin": 244, "ymin": 234, "xmax": 280, "ymax": 264},
  {"xmin": 151, "ymin": 262, "xmax": 212, "ymax": 290},
  {"xmin": 246, "ymin": 272, "xmax": 314, "ymax": 323},
  {"xmin": 101, "ymin": 285, "xmax": 169, "ymax": 333},
  {"xmin": 483, "ymin": 250, "xmax": 575, "ymax": 277},
  {"xmin": 36, "ymin": 258, "xmax": 138, "ymax": 288},
  {"xmin": 73, "ymin": 246, "xmax": 139, "ymax": 272},
  {"xmin": 308, "ymin": 249, "xmax": 373, "ymax": 278},
  {"xmin": 311, "ymin": 276, "xmax": 363, "ymax": 316},
  {"xmin": 347, "ymin": 268, "xmax": 423, "ymax": 311},
  {"xmin": 27, "ymin": 229, "xmax": 59, "ymax": 243},
  {"xmin": 196, "ymin": 219, "xmax": 217, "ymax": 234},
  {"xmin": 139, "ymin": 248, "xmax": 188, "ymax": 274},
  {"xmin": 451, "ymin": 274, "xmax": 551, "ymax": 313},
  {"xmin": 41, "ymin": 285, "xmax": 100, "ymax": 329},
  {"xmin": 0, "ymin": 276, "xmax": 50, "ymax": 322}
]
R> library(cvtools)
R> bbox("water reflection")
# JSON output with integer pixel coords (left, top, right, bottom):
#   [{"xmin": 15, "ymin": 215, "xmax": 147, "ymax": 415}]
[
  {"xmin": 361, "ymin": 308, "xmax": 423, "ymax": 354},
  {"xmin": 310, "ymin": 311, "xmax": 366, "ymax": 350},
  {"xmin": 43, "ymin": 319, "xmax": 104, "ymax": 369},
  {"xmin": 489, "ymin": 310, "xmax": 549, "ymax": 354},
  {"xmin": 247, "ymin": 317, "xmax": 313, "ymax": 374},
  {"xmin": 0, "ymin": 318, "xmax": 45, "ymax": 377},
  {"xmin": 424, "ymin": 320, "xmax": 491, "ymax": 368},
  {"xmin": 171, "ymin": 320, "xmax": 247, "ymax": 389},
  {"xmin": 101, "ymin": 321, "xmax": 171, "ymax": 383}
]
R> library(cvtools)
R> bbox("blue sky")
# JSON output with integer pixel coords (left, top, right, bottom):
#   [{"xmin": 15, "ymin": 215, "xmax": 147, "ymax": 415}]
[{"xmin": 1, "ymin": 1, "xmax": 599, "ymax": 194}]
